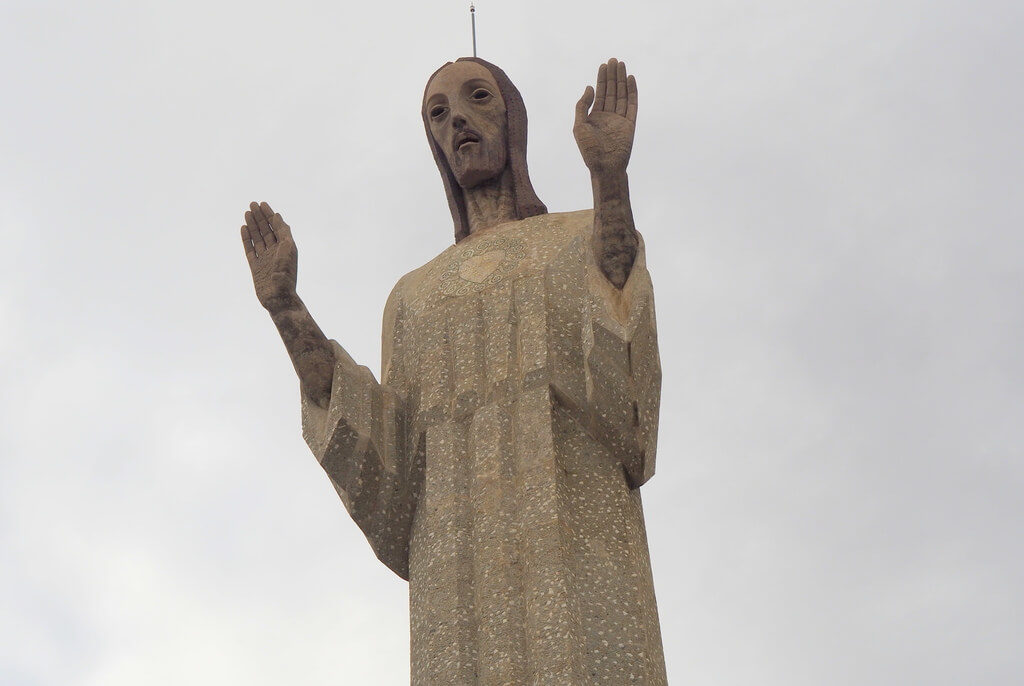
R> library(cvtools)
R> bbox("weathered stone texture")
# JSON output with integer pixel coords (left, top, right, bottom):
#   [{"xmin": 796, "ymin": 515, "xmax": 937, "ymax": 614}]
[{"xmin": 302, "ymin": 210, "xmax": 665, "ymax": 683}]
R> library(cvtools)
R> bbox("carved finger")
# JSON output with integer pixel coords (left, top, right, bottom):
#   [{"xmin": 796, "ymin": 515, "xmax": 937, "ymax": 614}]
[
  {"xmin": 626, "ymin": 74, "xmax": 638, "ymax": 123},
  {"xmin": 253, "ymin": 201, "xmax": 276, "ymax": 246},
  {"xmin": 241, "ymin": 225, "xmax": 256, "ymax": 260},
  {"xmin": 258, "ymin": 202, "xmax": 281, "ymax": 245},
  {"xmin": 244, "ymin": 209, "xmax": 265, "ymax": 252},
  {"xmin": 575, "ymin": 86, "xmax": 594, "ymax": 126},
  {"xmin": 604, "ymin": 58, "xmax": 618, "ymax": 112},
  {"xmin": 615, "ymin": 61, "xmax": 628, "ymax": 116},
  {"xmin": 271, "ymin": 212, "xmax": 292, "ymax": 243},
  {"xmin": 594, "ymin": 63, "xmax": 608, "ymax": 112}
]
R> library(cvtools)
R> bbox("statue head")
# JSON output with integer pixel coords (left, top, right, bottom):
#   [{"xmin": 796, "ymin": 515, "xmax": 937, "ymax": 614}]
[{"xmin": 422, "ymin": 58, "xmax": 546, "ymax": 242}]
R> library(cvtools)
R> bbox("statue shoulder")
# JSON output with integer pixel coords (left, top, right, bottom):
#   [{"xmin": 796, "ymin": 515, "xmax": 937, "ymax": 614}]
[
  {"xmin": 383, "ymin": 249, "xmax": 450, "ymax": 318},
  {"xmin": 545, "ymin": 209, "xmax": 595, "ymax": 238},
  {"xmin": 385, "ymin": 265, "xmax": 425, "ymax": 319}
]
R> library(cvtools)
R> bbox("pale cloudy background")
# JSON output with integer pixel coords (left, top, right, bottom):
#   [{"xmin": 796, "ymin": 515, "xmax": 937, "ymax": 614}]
[{"xmin": 2, "ymin": 0, "xmax": 1022, "ymax": 684}]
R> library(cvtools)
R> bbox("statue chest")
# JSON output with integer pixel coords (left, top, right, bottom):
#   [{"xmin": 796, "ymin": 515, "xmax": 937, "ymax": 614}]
[{"xmin": 395, "ymin": 214, "xmax": 594, "ymax": 426}]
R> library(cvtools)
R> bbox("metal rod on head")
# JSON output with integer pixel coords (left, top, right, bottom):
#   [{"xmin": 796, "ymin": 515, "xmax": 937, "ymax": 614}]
[{"xmin": 470, "ymin": 4, "xmax": 477, "ymax": 57}]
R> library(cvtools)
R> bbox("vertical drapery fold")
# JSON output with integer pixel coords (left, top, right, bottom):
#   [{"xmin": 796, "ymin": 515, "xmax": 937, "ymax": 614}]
[{"xmin": 304, "ymin": 210, "xmax": 665, "ymax": 684}]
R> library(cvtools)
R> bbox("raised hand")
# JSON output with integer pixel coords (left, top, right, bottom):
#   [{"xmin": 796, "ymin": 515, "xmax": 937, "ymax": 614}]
[
  {"xmin": 241, "ymin": 201, "xmax": 298, "ymax": 313},
  {"xmin": 240, "ymin": 201, "xmax": 334, "ymax": 406},
  {"xmin": 574, "ymin": 58, "xmax": 638, "ymax": 174}
]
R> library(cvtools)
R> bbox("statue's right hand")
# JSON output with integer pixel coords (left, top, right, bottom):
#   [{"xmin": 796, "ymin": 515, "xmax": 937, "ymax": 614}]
[{"xmin": 241, "ymin": 201, "xmax": 299, "ymax": 313}]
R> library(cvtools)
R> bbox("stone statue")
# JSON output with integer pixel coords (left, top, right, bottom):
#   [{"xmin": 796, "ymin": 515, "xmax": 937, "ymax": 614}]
[{"xmin": 240, "ymin": 57, "xmax": 666, "ymax": 684}]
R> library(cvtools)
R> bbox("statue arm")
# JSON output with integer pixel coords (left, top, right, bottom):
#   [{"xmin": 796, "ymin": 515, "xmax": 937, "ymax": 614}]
[
  {"xmin": 299, "ymin": 285, "xmax": 421, "ymax": 580},
  {"xmin": 590, "ymin": 170, "xmax": 637, "ymax": 290},
  {"xmin": 242, "ymin": 202, "xmax": 417, "ymax": 577},
  {"xmin": 584, "ymin": 235, "xmax": 661, "ymax": 488},
  {"xmin": 269, "ymin": 299, "xmax": 334, "ymax": 408},
  {"xmin": 574, "ymin": 58, "xmax": 639, "ymax": 289},
  {"xmin": 241, "ymin": 201, "xmax": 334, "ymax": 408}
]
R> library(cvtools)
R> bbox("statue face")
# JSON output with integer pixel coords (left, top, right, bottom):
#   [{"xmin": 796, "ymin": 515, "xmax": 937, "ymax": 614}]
[{"xmin": 425, "ymin": 61, "xmax": 508, "ymax": 189}]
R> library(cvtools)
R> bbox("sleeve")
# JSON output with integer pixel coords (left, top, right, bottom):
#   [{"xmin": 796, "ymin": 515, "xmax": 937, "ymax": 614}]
[
  {"xmin": 582, "ymin": 231, "xmax": 662, "ymax": 489},
  {"xmin": 299, "ymin": 285, "xmax": 421, "ymax": 580}
]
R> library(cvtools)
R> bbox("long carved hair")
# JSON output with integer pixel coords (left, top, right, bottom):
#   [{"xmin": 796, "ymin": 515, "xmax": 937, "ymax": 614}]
[{"xmin": 422, "ymin": 57, "xmax": 547, "ymax": 243}]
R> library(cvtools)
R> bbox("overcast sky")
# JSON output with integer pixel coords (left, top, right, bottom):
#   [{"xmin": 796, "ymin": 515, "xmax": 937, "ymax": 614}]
[{"xmin": 2, "ymin": 1, "xmax": 1022, "ymax": 684}]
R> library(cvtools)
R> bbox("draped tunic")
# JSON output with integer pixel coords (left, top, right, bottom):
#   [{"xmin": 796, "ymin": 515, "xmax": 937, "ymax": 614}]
[{"xmin": 301, "ymin": 210, "xmax": 666, "ymax": 684}]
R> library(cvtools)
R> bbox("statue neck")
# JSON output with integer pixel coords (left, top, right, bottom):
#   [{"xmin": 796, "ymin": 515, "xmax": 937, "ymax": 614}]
[{"xmin": 463, "ymin": 168, "xmax": 517, "ymax": 235}]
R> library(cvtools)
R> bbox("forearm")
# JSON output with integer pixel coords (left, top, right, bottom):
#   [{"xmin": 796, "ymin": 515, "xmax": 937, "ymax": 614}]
[
  {"xmin": 269, "ymin": 295, "xmax": 335, "ymax": 409},
  {"xmin": 591, "ymin": 169, "xmax": 638, "ymax": 289}
]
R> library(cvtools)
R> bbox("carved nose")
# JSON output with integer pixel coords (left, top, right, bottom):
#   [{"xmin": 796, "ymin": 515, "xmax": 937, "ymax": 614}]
[{"xmin": 452, "ymin": 112, "xmax": 467, "ymax": 129}]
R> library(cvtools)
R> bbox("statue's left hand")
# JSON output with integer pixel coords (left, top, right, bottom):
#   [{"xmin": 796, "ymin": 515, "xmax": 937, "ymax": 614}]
[{"xmin": 574, "ymin": 58, "xmax": 637, "ymax": 174}]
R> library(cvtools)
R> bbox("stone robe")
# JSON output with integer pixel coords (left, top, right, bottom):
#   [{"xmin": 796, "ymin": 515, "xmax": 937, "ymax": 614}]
[{"xmin": 301, "ymin": 209, "xmax": 666, "ymax": 684}]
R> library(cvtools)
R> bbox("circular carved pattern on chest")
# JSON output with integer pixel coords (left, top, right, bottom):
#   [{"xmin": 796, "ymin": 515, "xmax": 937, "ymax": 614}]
[{"xmin": 437, "ymin": 236, "xmax": 526, "ymax": 297}]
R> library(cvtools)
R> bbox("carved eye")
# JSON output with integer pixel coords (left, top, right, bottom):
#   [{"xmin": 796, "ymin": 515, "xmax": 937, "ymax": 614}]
[
  {"xmin": 430, "ymin": 105, "xmax": 448, "ymax": 119},
  {"xmin": 471, "ymin": 88, "xmax": 491, "ymax": 101}
]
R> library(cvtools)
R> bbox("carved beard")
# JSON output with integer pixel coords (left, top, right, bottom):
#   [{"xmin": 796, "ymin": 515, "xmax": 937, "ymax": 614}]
[{"xmin": 450, "ymin": 133, "xmax": 508, "ymax": 189}]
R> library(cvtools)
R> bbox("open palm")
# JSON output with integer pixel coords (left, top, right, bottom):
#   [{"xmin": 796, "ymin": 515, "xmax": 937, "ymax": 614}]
[
  {"xmin": 241, "ymin": 201, "xmax": 298, "ymax": 313},
  {"xmin": 574, "ymin": 58, "xmax": 638, "ymax": 174}
]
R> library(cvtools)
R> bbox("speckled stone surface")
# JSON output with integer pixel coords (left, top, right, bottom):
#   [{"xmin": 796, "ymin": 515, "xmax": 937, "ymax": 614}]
[{"xmin": 301, "ymin": 209, "xmax": 665, "ymax": 684}]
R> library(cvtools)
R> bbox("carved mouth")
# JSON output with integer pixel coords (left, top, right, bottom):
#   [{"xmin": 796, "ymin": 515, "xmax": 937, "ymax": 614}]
[{"xmin": 454, "ymin": 131, "xmax": 480, "ymax": 151}]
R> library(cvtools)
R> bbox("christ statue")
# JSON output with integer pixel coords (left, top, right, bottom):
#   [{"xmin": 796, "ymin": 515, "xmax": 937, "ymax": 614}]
[{"xmin": 240, "ymin": 57, "xmax": 666, "ymax": 684}]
